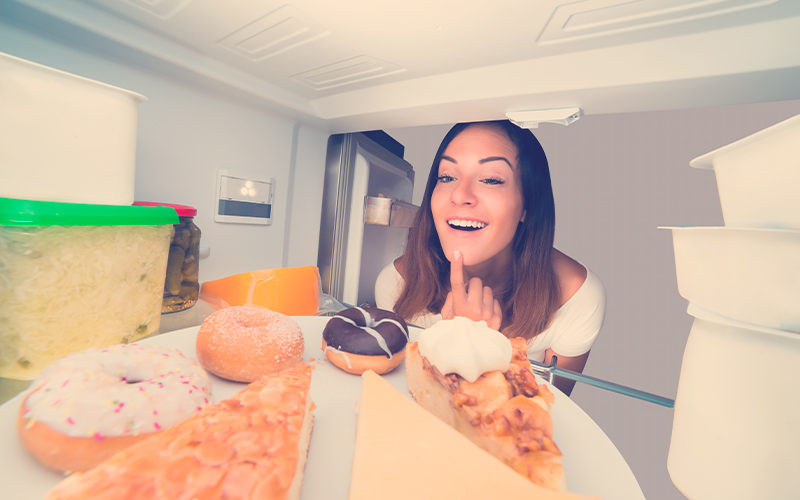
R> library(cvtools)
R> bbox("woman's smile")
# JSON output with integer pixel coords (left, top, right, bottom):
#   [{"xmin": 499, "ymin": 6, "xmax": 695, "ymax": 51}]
[{"xmin": 446, "ymin": 218, "xmax": 488, "ymax": 230}]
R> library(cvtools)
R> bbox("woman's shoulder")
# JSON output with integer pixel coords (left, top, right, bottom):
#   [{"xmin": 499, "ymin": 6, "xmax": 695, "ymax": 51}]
[
  {"xmin": 375, "ymin": 258, "xmax": 404, "ymax": 310},
  {"xmin": 393, "ymin": 255, "xmax": 406, "ymax": 275},
  {"xmin": 552, "ymin": 249, "xmax": 588, "ymax": 307},
  {"xmin": 376, "ymin": 258, "xmax": 402, "ymax": 284}
]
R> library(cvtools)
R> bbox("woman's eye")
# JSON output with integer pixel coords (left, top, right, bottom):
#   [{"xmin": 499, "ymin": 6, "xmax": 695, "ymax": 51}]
[
  {"xmin": 481, "ymin": 177, "xmax": 504, "ymax": 185},
  {"xmin": 436, "ymin": 175, "xmax": 455, "ymax": 183}
]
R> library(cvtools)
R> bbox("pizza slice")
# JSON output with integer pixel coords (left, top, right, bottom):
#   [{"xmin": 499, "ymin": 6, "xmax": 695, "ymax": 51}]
[
  {"xmin": 44, "ymin": 363, "xmax": 315, "ymax": 500},
  {"xmin": 406, "ymin": 337, "xmax": 566, "ymax": 491}
]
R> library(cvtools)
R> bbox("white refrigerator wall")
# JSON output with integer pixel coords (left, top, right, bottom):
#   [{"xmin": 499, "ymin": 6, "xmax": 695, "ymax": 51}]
[
  {"xmin": 387, "ymin": 97, "xmax": 800, "ymax": 500},
  {"xmin": 0, "ymin": 21, "xmax": 329, "ymax": 283}
]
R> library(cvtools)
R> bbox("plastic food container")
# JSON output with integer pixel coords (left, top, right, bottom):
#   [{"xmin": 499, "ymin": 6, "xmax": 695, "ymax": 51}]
[
  {"xmin": 662, "ymin": 225, "xmax": 800, "ymax": 332},
  {"xmin": 668, "ymin": 304, "xmax": 800, "ymax": 500},
  {"xmin": 134, "ymin": 202, "xmax": 201, "ymax": 313},
  {"xmin": 0, "ymin": 51, "xmax": 146, "ymax": 205},
  {"xmin": 0, "ymin": 198, "xmax": 177, "ymax": 380},
  {"xmin": 690, "ymin": 112, "xmax": 800, "ymax": 229}
]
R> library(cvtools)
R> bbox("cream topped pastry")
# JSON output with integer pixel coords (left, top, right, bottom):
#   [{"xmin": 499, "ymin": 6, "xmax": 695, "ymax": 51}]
[{"xmin": 418, "ymin": 316, "xmax": 512, "ymax": 383}]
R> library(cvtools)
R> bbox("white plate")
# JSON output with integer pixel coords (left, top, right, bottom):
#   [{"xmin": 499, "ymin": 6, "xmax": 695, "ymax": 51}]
[{"xmin": 0, "ymin": 316, "xmax": 644, "ymax": 499}]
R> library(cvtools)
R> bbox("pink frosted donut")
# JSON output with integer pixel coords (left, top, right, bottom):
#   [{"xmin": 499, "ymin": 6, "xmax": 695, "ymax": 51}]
[
  {"xmin": 17, "ymin": 343, "xmax": 211, "ymax": 473},
  {"xmin": 195, "ymin": 305, "xmax": 305, "ymax": 382}
]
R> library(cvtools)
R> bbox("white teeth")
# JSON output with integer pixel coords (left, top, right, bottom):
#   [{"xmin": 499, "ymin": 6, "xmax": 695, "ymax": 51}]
[{"xmin": 448, "ymin": 219, "xmax": 486, "ymax": 229}]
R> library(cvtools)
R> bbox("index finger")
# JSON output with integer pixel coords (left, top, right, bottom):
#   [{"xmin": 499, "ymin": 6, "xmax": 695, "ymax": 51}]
[{"xmin": 450, "ymin": 250, "xmax": 467, "ymax": 307}]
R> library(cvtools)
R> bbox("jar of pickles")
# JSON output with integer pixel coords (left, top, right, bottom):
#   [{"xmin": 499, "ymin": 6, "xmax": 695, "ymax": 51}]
[{"xmin": 134, "ymin": 202, "xmax": 201, "ymax": 313}]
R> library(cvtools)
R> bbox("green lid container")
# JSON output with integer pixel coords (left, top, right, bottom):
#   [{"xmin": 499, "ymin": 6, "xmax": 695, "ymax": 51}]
[
  {"xmin": 0, "ymin": 197, "xmax": 179, "ymax": 226},
  {"xmin": 0, "ymin": 197, "xmax": 178, "ymax": 380}
]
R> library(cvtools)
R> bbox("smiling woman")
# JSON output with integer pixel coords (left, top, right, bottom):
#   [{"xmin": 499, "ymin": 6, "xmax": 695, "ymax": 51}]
[{"xmin": 374, "ymin": 120, "xmax": 607, "ymax": 396}]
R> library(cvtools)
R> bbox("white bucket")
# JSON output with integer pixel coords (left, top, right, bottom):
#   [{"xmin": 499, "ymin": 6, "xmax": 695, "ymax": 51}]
[
  {"xmin": 662, "ymin": 225, "xmax": 800, "ymax": 332},
  {"xmin": 668, "ymin": 304, "xmax": 800, "ymax": 500},
  {"xmin": 690, "ymin": 113, "xmax": 800, "ymax": 230},
  {"xmin": 0, "ymin": 52, "xmax": 147, "ymax": 205}
]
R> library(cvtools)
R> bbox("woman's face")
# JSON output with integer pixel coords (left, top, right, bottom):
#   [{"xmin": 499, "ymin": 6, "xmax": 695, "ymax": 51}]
[{"xmin": 430, "ymin": 123, "xmax": 526, "ymax": 268}]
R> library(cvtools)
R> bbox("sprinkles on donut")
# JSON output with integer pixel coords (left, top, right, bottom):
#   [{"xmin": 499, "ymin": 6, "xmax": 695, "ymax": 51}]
[
  {"xmin": 322, "ymin": 307, "xmax": 410, "ymax": 375},
  {"xmin": 17, "ymin": 343, "xmax": 211, "ymax": 473}
]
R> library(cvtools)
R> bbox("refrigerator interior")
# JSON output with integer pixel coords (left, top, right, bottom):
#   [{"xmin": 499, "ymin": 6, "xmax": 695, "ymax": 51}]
[{"xmin": 3, "ymin": 1, "xmax": 800, "ymax": 499}]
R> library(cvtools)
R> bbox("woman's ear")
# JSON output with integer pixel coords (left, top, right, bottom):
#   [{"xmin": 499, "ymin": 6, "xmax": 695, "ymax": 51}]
[{"xmin": 520, "ymin": 210, "xmax": 526, "ymax": 223}]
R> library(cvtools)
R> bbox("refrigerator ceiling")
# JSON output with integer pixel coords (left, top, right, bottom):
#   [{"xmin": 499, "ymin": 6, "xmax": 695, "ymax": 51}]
[{"xmin": 7, "ymin": 0, "xmax": 800, "ymax": 132}]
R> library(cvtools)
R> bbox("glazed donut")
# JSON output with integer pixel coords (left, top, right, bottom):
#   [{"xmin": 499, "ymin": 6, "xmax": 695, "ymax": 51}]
[
  {"xmin": 196, "ymin": 305, "xmax": 305, "ymax": 382},
  {"xmin": 322, "ymin": 307, "xmax": 409, "ymax": 375},
  {"xmin": 17, "ymin": 343, "xmax": 211, "ymax": 473}
]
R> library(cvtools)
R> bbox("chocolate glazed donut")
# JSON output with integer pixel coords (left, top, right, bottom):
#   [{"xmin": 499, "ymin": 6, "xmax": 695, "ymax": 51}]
[{"xmin": 322, "ymin": 307, "xmax": 410, "ymax": 375}]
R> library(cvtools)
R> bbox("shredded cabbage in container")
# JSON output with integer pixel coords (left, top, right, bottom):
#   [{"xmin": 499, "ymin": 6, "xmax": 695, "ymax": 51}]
[{"xmin": 0, "ymin": 224, "xmax": 172, "ymax": 380}]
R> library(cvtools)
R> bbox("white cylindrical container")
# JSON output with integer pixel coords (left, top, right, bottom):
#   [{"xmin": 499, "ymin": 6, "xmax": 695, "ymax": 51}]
[
  {"xmin": 0, "ymin": 51, "xmax": 146, "ymax": 205},
  {"xmin": 364, "ymin": 196, "xmax": 392, "ymax": 225},
  {"xmin": 668, "ymin": 305, "xmax": 800, "ymax": 500},
  {"xmin": 662, "ymin": 226, "xmax": 800, "ymax": 332},
  {"xmin": 690, "ymin": 113, "xmax": 800, "ymax": 229}
]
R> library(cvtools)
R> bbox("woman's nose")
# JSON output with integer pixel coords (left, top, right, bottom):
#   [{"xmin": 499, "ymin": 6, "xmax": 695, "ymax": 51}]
[{"xmin": 450, "ymin": 178, "xmax": 477, "ymax": 205}]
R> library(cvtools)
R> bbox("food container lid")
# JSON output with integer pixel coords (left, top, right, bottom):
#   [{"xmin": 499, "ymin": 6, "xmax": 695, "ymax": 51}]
[
  {"xmin": 689, "ymin": 113, "xmax": 800, "ymax": 170},
  {"xmin": 0, "ymin": 51, "xmax": 148, "ymax": 103},
  {"xmin": 133, "ymin": 201, "xmax": 197, "ymax": 217},
  {"xmin": 0, "ymin": 197, "xmax": 179, "ymax": 227}
]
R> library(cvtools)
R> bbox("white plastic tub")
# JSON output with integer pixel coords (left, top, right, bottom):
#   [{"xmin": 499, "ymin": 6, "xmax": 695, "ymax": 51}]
[
  {"xmin": 0, "ymin": 51, "xmax": 146, "ymax": 205},
  {"xmin": 690, "ymin": 113, "xmax": 800, "ymax": 229},
  {"xmin": 662, "ymin": 226, "xmax": 800, "ymax": 332},
  {"xmin": 668, "ymin": 304, "xmax": 800, "ymax": 500}
]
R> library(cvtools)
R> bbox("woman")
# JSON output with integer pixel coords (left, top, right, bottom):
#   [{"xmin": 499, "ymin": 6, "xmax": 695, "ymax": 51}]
[{"xmin": 375, "ymin": 120, "xmax": 606, "ymax": 396}]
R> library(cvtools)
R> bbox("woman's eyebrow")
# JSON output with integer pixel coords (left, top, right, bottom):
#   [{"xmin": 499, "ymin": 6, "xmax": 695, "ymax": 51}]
[
  {"xmin": 479, "ymin": 156, "xmax": 513, "ymax": 169},
  {"xmin": 440, "ymin": 155, "xmax": 513, "ymax": 169}
]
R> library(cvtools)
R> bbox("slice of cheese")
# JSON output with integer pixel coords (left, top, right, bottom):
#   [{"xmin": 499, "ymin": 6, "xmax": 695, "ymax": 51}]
[
  {"xmin": 349, "ymin": 370, "xmax": 598, "ymax": 500},
  {"xmin": 200, "ymin": 266, "xmax": 321, "ymax": 316}
]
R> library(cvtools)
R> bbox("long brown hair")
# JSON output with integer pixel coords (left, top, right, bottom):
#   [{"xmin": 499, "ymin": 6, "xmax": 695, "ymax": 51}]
[{"xmin": 394, "ymin": 120, "xmax": 560, "ymax": 340}]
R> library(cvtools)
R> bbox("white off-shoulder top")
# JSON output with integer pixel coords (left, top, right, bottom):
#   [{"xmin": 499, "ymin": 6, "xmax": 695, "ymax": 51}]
[{"xmin": 374, "ymin": 261, "xmax": 606, "ymax": 362}]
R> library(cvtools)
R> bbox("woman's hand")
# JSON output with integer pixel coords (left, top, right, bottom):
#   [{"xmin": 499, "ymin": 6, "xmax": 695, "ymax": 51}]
[{"xmin": 440, "ymin": 250, "xmax": 503, "ymax": 330}]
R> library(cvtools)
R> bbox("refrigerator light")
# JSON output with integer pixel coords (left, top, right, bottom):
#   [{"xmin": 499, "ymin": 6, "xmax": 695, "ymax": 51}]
[{"xmin": 506, "ymin": 107, "xmax": 583, "ymax": 128}]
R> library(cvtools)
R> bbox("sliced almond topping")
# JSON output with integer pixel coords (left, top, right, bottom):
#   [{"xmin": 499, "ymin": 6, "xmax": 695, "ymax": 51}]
[{"xmin": 195, "ymin": 440, "xmax": 235, "ymax": 465}]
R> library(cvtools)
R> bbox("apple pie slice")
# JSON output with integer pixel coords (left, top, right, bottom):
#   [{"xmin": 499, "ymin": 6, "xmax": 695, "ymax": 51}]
[
  {"xmin": 406, "ymin": 337, "xmax": 566, "ymax": 491},
  {"xmin": 350, "ymin": 370, "xmax": 597, "ymax": 500}
]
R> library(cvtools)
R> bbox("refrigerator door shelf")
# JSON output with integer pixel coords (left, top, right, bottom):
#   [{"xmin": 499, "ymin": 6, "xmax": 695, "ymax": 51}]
[{"xmin": 364, "ymin": 196, "xmax": 419, "ymax": 227}]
